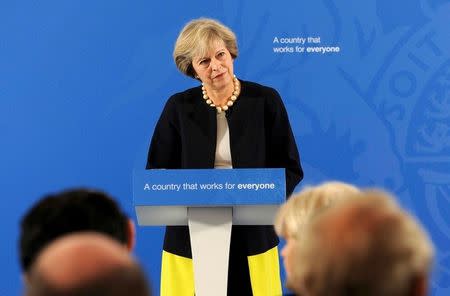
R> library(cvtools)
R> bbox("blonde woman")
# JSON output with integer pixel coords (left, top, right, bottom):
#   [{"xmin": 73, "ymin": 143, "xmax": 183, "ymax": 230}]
[{"xmin": 274, "ymin": 181, "xmax": 360, "ymax": 292}]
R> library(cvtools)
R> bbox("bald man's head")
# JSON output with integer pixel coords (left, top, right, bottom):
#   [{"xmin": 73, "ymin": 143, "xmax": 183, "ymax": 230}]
[
  {"xmin": 26, "ymin": 233, "xmax": 150, "ymax": 296},
  {"xmin": 292, "ymin": 191, "xmax": 434, "ymax": 296}
]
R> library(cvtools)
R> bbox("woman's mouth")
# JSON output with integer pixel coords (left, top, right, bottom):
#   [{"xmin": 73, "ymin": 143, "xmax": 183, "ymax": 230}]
[{"xmin": 212, "ymin": 72, "xmax": 226, "ymax": 79}]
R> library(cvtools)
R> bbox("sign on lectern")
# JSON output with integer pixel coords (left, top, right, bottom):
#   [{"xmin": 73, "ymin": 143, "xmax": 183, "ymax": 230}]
[{"xmin": 133, "ymin": 168, "xmax": 285, "ymax": 225}]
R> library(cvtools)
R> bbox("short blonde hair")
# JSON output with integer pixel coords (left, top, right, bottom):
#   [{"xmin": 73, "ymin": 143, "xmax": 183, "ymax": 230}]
[
  {"xmin": 173, "ymin": 18, "xmax": 238, "ymax": 78},
  {"xmin": 294, "ymin": 191, "xmax": 434, "ymax": 296},
  {"xmin": 274, "ymin": 181, "xmax": 360, "ymax": 239}
]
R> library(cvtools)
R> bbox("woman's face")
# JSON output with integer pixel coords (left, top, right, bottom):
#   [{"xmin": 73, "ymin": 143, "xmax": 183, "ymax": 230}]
[{"xmin": 192, "ymin": 39, "xmax": 234, "ymax": 92}]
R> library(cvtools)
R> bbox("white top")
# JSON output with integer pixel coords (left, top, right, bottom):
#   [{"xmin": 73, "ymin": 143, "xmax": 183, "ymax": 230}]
[{"xmin": 214, "ymin": 112, "xmax": 233, "ymax": 168}]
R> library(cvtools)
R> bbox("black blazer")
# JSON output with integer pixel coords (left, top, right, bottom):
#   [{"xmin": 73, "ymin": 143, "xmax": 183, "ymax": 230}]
[{"xmin": 146, "ymin": 80, "xmax": 303, "ymax": 257}]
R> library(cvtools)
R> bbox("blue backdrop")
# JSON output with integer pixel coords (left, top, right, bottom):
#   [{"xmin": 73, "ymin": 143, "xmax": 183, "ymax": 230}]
[{"xmin": 1, "ymin": 1, "xmax": 449, "ymax": 295}]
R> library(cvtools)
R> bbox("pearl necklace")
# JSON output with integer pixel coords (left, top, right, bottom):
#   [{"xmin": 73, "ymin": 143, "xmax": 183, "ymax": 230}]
[{"xmin": 202, "ymin": 75, "xmax": 240, "ymax": 114}]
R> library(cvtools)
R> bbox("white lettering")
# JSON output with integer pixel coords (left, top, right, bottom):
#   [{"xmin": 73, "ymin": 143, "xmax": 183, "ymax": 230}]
[
  {"xmin": 150, "ymin": 184, "xmax": 181, "ymax": 191},
  {"xmin": 237, "ymin": 183, "xmax": 275, "ymax": 191},
  {"xmin": 279, "ymin": 37, "xmax": 306, "ymax": 44},
  {"xmin": 306, "ymin": 46, "xmax": 340, "ymax": 54},
  {"xmin": 273, "ymin": 46, "xmax": 294, "ymax": 53},
  {"xmin": 199, "ymin": 183, "xmax": 223, "ymax": 190}
]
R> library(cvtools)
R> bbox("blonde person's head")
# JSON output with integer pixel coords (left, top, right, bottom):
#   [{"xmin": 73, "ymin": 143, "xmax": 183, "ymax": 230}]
[
  {"xmin": 274, "ymin": 181, "xmax": 360, "ymax": 240},
  {"xmin": 173, "ymin": 18, "xmax": 238, "ymax": 79}
]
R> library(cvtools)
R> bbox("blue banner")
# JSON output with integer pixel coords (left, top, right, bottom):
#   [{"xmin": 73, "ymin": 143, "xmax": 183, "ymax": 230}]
[{"xmin": 2, "ymin": 1, "xmax": 449, "ymax": 295}]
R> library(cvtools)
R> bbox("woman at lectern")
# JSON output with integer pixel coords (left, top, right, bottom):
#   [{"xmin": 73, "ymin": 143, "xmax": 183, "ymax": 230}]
[{"xmin": 146, "ymin": 18, "xmax": 303, "ymax": 296}]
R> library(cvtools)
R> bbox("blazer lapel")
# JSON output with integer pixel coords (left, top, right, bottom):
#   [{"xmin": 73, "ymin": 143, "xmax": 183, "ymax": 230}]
[{"xmin": 185, "ymin": 87, "xmax": 217, "ymax": 167}]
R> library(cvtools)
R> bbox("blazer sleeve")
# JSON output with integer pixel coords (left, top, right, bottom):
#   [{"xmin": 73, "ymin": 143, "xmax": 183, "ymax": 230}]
[
  {"xmin": 265, "ymin": 88, "xmax": 303, "ymax": 197},
  {"xmin": 146, "ymin": 96, "xmax": 181, "ymax": 169}
]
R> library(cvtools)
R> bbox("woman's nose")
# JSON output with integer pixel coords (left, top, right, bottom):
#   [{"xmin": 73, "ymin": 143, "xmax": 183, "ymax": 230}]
[{"xmin": 210, "ymin": 58, "xmax": 219, "ymax": 71}]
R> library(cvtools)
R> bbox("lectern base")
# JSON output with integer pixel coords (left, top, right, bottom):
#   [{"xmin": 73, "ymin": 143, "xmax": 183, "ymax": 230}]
[{"xmin": 188, "ymin": 207, "xmax": 232, "ymax": 296}]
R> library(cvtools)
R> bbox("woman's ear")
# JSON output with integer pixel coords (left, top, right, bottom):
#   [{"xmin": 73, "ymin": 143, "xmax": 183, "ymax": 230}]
[{"xmin": 126, "ymin": 219, "xmax": 136, "ymax": 251}]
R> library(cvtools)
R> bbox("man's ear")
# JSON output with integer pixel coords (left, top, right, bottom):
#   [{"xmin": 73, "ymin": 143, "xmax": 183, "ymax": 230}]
[
  {"xmin": 22, "ymin": 272, "xmax": 30, "ymax": 285},
  {"xmin": 126, "ymin": 219, "xmax": 136, "ymax": 251}
]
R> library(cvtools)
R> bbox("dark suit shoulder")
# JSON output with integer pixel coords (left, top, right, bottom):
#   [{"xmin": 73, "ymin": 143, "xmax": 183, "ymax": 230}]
[
  {"xmin": 241, "ymin": 80, "xmax": 278, "ymax": 97},
  {"xmin": 162, "ymin": 85, "xmax": 213, "ymax": 126},
  {"xmin": 240, "ymin": 80, "xmax": 280, "ymax": 100},
  {"xmin": 167, "ymin": 86, "xmax": 202, "ymax": 105},
  {"xmin": 157, "ymin": 87, "xmax": 199, "ymax": 124}
]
